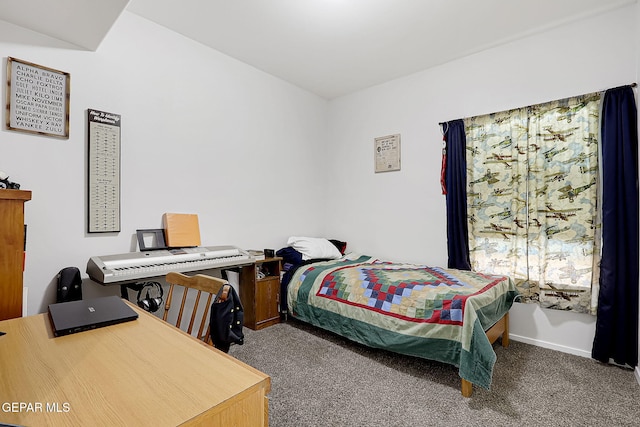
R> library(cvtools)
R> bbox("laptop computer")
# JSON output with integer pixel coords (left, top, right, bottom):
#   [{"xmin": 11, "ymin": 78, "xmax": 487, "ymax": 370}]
[{"xmin": 48, "ymin": 296, "xmax": 138, "ymax": 337}]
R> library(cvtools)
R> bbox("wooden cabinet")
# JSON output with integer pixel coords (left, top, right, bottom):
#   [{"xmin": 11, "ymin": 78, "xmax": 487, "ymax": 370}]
[
  {"xmin": 0, "ymin": 189, "xmax": 31, "ymax": 321},
  {"xmin": 240, "ymin": 257, "xmax": 281, "ymax": 330}
]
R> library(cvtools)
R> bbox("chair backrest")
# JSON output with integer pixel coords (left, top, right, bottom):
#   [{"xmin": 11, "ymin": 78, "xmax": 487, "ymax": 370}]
[{"xmin": 164, "ymin": 272, "xmax": 229, "ymax": 345}]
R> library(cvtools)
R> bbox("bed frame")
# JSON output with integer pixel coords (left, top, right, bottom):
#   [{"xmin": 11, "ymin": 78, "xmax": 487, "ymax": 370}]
[{"xmin": 460, "ymin": 312, "xmax": 509, "ymax": 397}]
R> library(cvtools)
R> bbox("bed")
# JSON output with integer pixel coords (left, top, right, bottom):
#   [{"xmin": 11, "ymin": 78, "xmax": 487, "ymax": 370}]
[{"xmin": 278, "ymin": 238, "xmax": 518, "ymax": 397}]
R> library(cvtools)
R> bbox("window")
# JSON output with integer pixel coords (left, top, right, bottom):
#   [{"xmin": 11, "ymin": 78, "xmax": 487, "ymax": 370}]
[{"xmin": 464, "ymin": 93, "xmax": 601, "ymax": 313}]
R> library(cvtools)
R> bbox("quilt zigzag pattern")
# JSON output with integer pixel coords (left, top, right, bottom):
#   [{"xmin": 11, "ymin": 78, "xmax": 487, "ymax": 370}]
[{"xmin": 317, "ymin": 265, "xmax": 475, "ymax": 325}]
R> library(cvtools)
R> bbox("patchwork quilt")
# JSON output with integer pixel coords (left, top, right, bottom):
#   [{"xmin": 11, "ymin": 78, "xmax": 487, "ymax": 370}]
[{"xmin": 287, "ymin": 254, "xmax": 518, "ymax": 389}]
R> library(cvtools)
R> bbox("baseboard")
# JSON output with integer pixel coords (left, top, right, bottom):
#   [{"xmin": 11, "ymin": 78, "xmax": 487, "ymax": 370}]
[
  {"xmin": 509, "ymin": 334, "xmax": 592, "ymax": 359},
  {"xmin": 511, "ymin": 334, "xmax": 640, "ymax": 386}
]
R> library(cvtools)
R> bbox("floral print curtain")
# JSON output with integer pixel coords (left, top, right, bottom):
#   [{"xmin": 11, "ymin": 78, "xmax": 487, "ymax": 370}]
[{"xmin": 464, "ymin": 93, "xmax": 601, "ymax": 314}]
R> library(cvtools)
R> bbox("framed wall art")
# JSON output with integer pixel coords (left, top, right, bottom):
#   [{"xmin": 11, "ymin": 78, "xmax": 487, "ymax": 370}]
[
  {"xmin": 6, "ymin": 57, "xmax": 70, "ymax": 138},
  {"xmin": 87, "ymin": 109, "xmax": 121, "ymax": 233},
  {"xmin": 374, "ymin": 134, "xmax": 401, "ymax": 173}
]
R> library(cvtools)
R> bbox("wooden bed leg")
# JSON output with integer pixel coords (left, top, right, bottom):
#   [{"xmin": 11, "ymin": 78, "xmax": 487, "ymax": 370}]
[
  {"xmin": 460, "ymin": 312, "xmax": 510, "ymax": 397},
  {"xmin": 461, "ymin": 379, "xmax": 473, "ymax": 397},
  {"xmin": 501, "ymin": 312, "xmax": 510, "ymax": 348}
]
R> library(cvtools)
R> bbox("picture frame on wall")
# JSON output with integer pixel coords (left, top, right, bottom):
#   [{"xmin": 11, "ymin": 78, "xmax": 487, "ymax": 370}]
[
  {"xmin": 87, "ymin": 109, "xmax": 121, "ymax": 233},
  {"xmin": 6, "ymin": 57, "xmax": 70, "ymax": 138},
  {"xmin": 374, "ymin": 134, "xmax": 401, "ymax": 173}
]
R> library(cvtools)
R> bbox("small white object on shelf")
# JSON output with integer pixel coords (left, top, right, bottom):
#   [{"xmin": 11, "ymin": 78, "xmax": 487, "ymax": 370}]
[{"xmin": 247, "ymin": 249, "xmax": 265, "ymax": 260}]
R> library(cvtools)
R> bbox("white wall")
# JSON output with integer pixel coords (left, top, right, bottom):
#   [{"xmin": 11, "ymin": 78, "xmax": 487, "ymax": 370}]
[
  {"xmin": 0, "ymin": 12, "xmax": 329, "ymax": 314},
  {"xmin": 325, "ymin": 4, "xmax": 638, "ymax": 357}
]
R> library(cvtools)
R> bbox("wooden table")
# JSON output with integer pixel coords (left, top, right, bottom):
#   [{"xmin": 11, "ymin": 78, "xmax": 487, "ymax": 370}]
[{"xmin": 0, "ymin": 302, "xmax": 270, "ymax": 426}]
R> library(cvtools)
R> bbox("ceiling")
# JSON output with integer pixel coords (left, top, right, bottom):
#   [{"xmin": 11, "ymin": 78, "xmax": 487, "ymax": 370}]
[{"xmin": 0, "ymin": 0, "xmax": 636, "ymax": 99}]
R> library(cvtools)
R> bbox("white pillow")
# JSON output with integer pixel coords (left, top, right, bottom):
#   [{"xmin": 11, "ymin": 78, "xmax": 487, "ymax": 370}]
[{"xmin": 287, "ymin": 236, "xmax": 342, "ymax": 260}]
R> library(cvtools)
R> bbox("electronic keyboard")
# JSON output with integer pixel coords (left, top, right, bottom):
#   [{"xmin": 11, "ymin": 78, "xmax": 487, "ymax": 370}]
[{"xmin": 86, "ymin": 245, "xmax": 254, "ymax": 284}]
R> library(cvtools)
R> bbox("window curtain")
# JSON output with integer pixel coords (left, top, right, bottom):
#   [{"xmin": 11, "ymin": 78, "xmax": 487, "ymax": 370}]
[
  {"xmin": 462, "ymin": 94, "xmax": 601, "ymax": 313},
  {"xmin": 592, "ymin": 85, "xmax": 639, "ymax": 367},
  {"xmin": 444, "ymin": 119, "xmax": 471, "ymax": 270}
]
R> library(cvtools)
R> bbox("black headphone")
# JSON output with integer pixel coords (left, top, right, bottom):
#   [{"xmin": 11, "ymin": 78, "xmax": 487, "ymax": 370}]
[{"xmin": 137, "ymin": 281, "xmax": 164, "ymax": 313}]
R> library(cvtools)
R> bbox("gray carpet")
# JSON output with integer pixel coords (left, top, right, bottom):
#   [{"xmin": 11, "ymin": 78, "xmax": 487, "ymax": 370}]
[{"xmin": 230, "ymin": 319, "xmax": 640, "ymax": 427}]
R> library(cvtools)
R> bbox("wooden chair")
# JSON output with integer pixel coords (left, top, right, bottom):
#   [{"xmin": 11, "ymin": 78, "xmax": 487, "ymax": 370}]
[{"xmin": 164, "ymin": 272, "xmax": 231, "ymax": 345}]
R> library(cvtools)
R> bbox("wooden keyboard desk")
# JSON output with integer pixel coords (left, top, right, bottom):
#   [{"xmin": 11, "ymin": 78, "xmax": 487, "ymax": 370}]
[{"xmin": 0, "ymin": 302, "xmax": 270, "ymax": 426}]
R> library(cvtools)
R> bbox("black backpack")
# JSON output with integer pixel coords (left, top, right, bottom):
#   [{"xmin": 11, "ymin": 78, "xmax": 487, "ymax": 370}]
[
  {"xmin": 209, "ymin": 285, "xmax": 244, "ymax": 353},
  {"xmin": 57, "ymin": 267, "xmax": 83, "ymax": 303}
]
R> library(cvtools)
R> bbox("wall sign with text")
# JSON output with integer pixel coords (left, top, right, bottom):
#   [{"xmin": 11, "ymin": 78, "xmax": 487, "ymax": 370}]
[
  {"xmin": 5, "ymin": 57, "xmax": 70, "ymax": 138},
  {"xmin": 87, "ymin": 109, "xmax": 121, "ymax": 233},
  {"xmin": 374, "ymin": 134, "xmax": 401, "ymax": 173}
]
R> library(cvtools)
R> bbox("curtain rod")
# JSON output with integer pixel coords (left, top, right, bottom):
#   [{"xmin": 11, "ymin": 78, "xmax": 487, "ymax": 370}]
[{"xmin": 438, "ymin": 83, "xmax": 637, "ymax": 127}]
